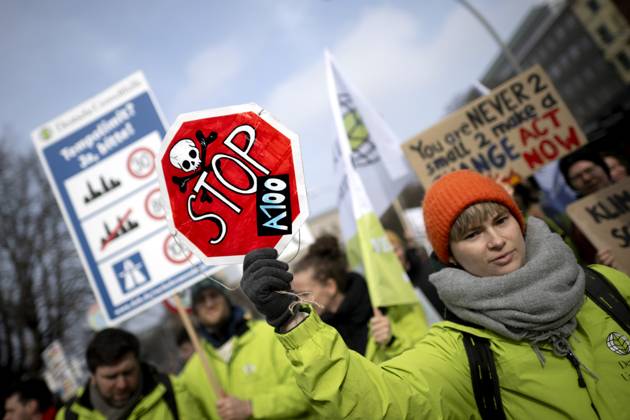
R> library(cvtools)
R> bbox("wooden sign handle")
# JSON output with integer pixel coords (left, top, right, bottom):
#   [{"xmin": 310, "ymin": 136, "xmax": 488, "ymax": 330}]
[
  {"xmin": 173, "ymin": 294, "xmax": 225, "ymax": 397},
  {"xmin": 392, "ymin": 198, "xmax": 410, "ymax": 237}
]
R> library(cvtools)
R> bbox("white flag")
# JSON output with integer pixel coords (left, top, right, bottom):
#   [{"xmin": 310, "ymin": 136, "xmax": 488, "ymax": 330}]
[
  {"xmin": 333, "ymin": 140, "xmax": 418, "ymax": 307},
  {"xmin": 325, "ymin": 50, "xmax": 413, "ymax": 216}
]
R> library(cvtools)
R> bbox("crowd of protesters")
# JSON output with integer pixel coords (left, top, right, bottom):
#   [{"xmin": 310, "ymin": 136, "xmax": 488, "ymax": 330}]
[{"xmin": 3, "ymin": 144, "xmax": 629, "ymax": 419}]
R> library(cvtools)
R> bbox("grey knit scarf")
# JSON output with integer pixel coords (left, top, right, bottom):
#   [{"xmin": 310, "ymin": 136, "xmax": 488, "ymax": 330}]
[
  {"xmin": 90, "ymin": 377, "xmax": 142, "ymax": 420},
  {"xmin": 430, "ymin": 217, "xmax": 585, "ymax": 359}
]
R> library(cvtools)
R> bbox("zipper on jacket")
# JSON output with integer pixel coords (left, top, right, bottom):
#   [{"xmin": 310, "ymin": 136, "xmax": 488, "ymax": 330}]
[{"xmin": 566, "ymin": 349, "xmax": 586, "ymax": 388}]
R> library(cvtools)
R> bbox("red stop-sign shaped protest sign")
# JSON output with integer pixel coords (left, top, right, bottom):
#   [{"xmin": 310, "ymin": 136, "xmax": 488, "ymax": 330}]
[{"xmin": 156, "ymin": 104, "xmax": 309, "ymax": 265}]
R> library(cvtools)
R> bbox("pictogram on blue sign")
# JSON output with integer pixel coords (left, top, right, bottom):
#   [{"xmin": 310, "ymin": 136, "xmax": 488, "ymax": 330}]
[{"xmin": 113, "ymin": 252, "xmax": 150, "ymax": 294}]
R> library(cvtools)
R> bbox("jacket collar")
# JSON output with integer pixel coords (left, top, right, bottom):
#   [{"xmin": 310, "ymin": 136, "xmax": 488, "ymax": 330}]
[
  {"xmin": 198, "ymin": 305, "xmax": 249, "ymax": 348},
  {"xmin": 75, "ymin": 362, "xmax": 164, "ymax": 412}
]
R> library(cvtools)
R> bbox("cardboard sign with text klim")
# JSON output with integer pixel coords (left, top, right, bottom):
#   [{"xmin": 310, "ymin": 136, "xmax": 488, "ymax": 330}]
[
  {"xmin": 402, "ymin": 65, "xmax": 587, "ymax": 187},
  {"xmin": 566, "ymin": 177, "xmax": 630, "ymax": 276},
  {"xmin": 156, "ymin": 103, "xmax": 309, "ymax": 265}
]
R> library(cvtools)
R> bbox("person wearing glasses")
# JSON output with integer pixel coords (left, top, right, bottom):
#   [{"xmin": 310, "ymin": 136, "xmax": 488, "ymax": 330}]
[{"xmin": 559, "ymin": 148, "xmax": 616, "ymax": 267}]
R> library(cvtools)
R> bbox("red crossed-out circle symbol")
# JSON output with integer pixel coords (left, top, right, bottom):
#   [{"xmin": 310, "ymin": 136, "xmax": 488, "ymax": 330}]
[{"xmin": 163, "ymin": 234, "xmax": 192, "ymax": 264}]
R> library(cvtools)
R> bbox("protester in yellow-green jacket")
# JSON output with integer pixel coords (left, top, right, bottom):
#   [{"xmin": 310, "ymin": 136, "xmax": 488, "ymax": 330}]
[
  {"xmin": 291, "ymin": 234, "xmax": 427, "ymax": 364},
  {"xmin": 179, "ymin": 279, "xmax": 311, "ymax": 419},
  {"xmin": 241, "ymin": 170, "xmax": 630, "ymax": 419},
  {"xmin": 57, "ymin": 328, "xmax": 202, "ymax": 420}
]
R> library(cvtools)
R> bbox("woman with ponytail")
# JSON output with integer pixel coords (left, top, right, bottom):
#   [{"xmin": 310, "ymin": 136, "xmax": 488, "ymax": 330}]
[{"xmin": 291, "ymin": 234, "xmax": 425, "ymax": 362}]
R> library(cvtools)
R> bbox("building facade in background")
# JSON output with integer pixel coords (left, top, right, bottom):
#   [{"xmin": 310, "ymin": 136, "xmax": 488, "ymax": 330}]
[
  {"xmin": 573, "ymin": 0, "xmax": 630, "ymax": 84},
  {"xmin": 454, "ymin": 0, "xmax": 630, "ymax": 147}
]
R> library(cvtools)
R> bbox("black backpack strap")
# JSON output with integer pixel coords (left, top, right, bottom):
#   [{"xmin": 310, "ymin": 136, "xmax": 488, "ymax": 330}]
[
  {"xmin": 584, "ymin": 266, "xmax": 630, "ymax": 335},
  {"xmin": 156, "ymin": 373, "xmax": 179, "ymax": 420},
  {"xmin": 462, "ymin": 332, "xmax": 506, "ymax": 420},
  {"xmin": 452, "ymin": 266, "xmax": 629, "ymax": 420},
  {"xmin": 63, "ymin": 397, "xmax": 78, "ymax": 420}
]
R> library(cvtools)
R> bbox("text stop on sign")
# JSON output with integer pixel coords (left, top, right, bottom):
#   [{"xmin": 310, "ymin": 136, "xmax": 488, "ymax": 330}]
[{"xmin": 156, "ymin": 103, "xmax": 309, "ymax": 265}]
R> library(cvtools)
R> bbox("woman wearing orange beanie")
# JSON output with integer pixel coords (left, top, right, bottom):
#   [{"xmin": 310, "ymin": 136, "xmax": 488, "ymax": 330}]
[{"xmin": 241, "ymin": 169, "xmax": 630, "ymax": 419}]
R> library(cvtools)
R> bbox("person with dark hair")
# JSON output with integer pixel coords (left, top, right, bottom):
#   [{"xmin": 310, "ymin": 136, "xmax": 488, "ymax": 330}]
[
  {"xmin": 291, "ymin": 234, "xmax": 427, "ymax": 363},
  {"xmin": 559, "ymin": 148, "xmax": 612, "ymax": 198},
  {"xmin": 4, "ymin": 378, "xmax": 57, "ymax": 420},
  {"xmin": 385, "ymin": 230, "xmax": 444, "ymax": 322},
  {"xmin": 240, "ymin": 170, "xmax": 630, "ymax": 419},
  {"xmin": 174, "ymin": 328, "xmax": 194, "ymax": 370},
  {"xmin": 57, "ymin": 328, "xmax": 201, "ymax": 420},
  {"xmin": 600, "ymin": 150, "xmax": 629, "ymax": 182},
  {"xmin": 178, "ymin": 278, "xmax": 312, "ymax": 420},
  {"xmin": 559, "ymin": 148, "xmax": 619, "ymax": 268},
  {"xmin": 85, "ymin": 328, "xmax": 140, "ymax": 374},
  {"xmin": 511, "ymin": 177, "xmax": 578, "ymax": 257}
]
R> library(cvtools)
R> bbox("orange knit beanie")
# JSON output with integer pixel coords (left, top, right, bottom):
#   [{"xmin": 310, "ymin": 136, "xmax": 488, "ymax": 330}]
[{"xmin": 422, "ymin": 170, "xmax": 525, "ymax": 264}]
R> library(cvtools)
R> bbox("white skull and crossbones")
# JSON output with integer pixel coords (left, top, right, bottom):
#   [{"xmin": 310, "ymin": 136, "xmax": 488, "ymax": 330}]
[{"xmin": 169, "ymin": 139, "xmax": 200, "ymax": 172}]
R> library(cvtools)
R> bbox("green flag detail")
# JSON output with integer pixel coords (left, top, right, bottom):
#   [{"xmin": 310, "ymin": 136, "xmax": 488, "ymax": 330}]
[{"xmin": 347, "ymin": 212, "xmax": 418, "ymax": 308}]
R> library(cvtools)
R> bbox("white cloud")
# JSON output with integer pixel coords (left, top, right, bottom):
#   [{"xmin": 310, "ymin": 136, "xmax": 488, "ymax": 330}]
[
  {"xmin": 331, "ymin": 3, "xmax": 536, "ymax": 135},
  {"xmin": 269, "ymin": 1, "xmax": 311, "ymax": 32},
  {"xmin": 265, "ymin": 59, "xmax": 329, "ymax": 132},
  {"xmin": 334, "ymin": 7, "xmax": 436, "ymax": 95},
  {"xmin": 264, "ymin": 2, "xmax": 541, "ymax": 215},
  {"xmin": 264, "ymin": 5, "xmax": 481, "ymax": 146},
  {"xmin": 174, "ymin": 44, "xmax": 244, "ymax": 112}
]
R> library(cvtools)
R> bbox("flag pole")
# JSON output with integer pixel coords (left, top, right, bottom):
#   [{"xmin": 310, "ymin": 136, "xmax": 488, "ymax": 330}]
[{"xmin": 392, "ymin": 198, "xmax": 411, "ymax": 239}]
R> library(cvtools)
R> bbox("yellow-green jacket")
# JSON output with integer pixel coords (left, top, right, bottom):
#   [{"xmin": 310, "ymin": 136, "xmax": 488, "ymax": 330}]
[
  {"xmin": 179, "ymin": 319, "xmax": 312, "ymax": 419},
  {"xmin": 277, "ymin": 265, "xmax": 630, "ymax": 419},
  {"xmin": 56, "ymin": 364, "xmax": 202, "ymax": 420},
  {"xmin": 365, "ymin": 303, "xmax": 428, "ymax": 364}
]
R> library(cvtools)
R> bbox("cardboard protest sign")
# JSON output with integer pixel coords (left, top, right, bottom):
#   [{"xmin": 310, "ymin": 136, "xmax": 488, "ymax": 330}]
[
  {"xmin": 402, "ymin": 65, "xmax": 587, "ymax": 187},
  {"xmin": 42, "ymin": 341, "xmax": 80, "ymax": 401},
  {"xmin": 566, "ymin": 177, "xmax": 630, "ymax": 275},
  {"xmin": 156, "ymin": 103, "xmax": 309, "ymax": 265},
  {"xmin": 32, "ymin": 72, "xmax": 216, "ymax": 324}
]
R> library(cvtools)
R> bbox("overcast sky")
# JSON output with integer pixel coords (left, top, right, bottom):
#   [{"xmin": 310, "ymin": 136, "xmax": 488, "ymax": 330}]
[{"xmin": 2, "ymin": 0, "xmax": 542, "ymax": 216}]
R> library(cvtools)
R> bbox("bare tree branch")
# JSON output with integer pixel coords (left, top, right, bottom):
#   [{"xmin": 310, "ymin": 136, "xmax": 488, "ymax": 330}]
[{"xmin": 0, "ymin": 135, "xmax": 91, "ymax": 379}]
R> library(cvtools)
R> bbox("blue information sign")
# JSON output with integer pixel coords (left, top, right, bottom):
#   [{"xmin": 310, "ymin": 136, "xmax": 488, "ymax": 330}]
[{"xmin": 32, "ymin": 72, "xmax": 215, "ymax": 324}]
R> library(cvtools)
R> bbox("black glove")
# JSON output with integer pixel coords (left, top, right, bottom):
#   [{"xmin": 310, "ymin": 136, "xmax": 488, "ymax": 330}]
[{"xmin": 241, "ymin": 248, "xmax": 297, "ymax": 328}]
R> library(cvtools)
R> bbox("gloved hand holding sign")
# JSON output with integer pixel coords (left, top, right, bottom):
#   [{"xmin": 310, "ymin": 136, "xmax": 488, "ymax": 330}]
[{"xmin": 241, "ymin": 248, "xmax": 298, "ymax": 328}]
